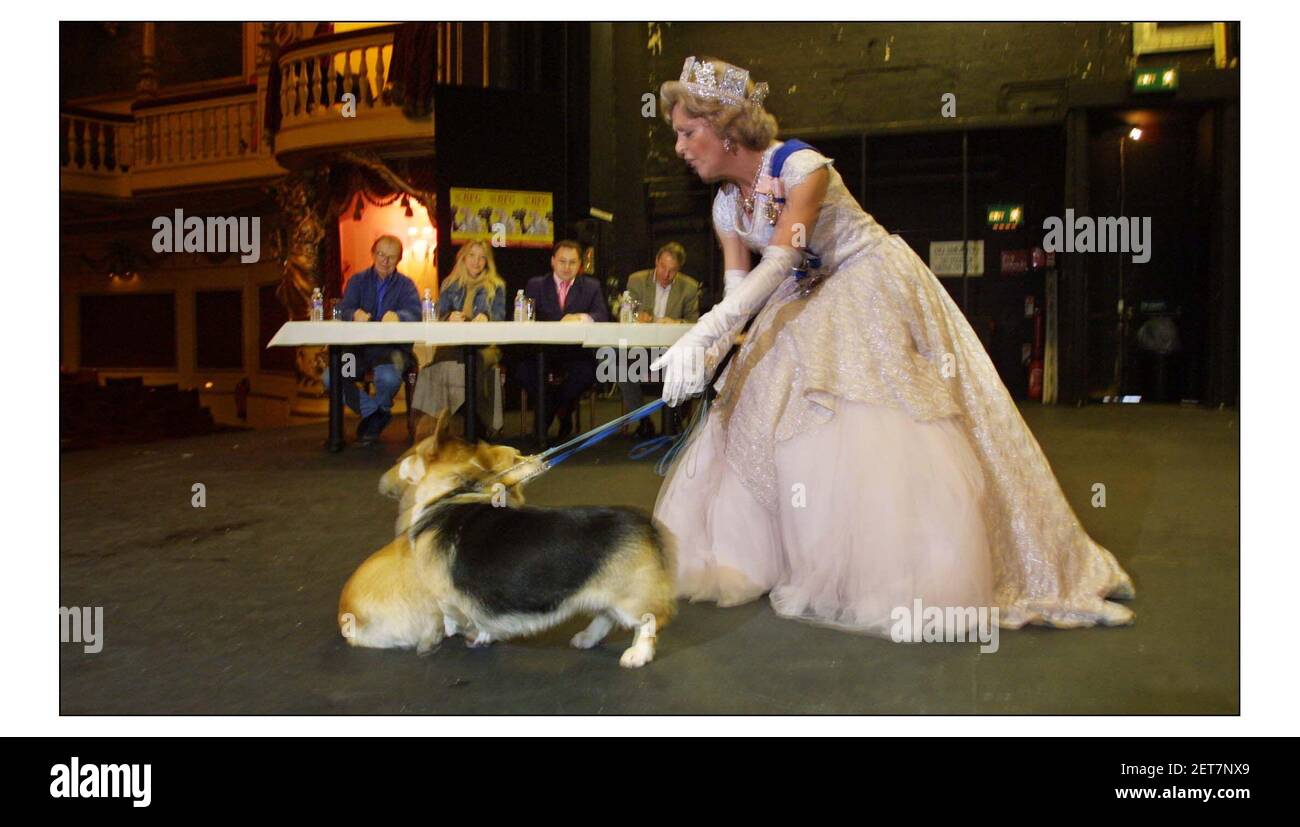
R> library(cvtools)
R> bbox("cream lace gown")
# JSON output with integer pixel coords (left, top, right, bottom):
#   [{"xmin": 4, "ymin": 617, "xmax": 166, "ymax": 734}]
[{"xmin": 653, "ymin": 142, "xmax": 1135, "ymax": 635}]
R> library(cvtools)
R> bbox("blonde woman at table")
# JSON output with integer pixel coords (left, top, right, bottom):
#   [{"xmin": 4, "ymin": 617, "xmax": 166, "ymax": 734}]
[{"xmin": 411, "ymin": 240, "xmax": 508, "ymax": 436}]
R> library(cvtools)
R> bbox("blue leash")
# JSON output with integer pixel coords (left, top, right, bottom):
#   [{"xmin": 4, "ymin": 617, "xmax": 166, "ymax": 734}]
[
  {"xmin": 628, "ymin": 434, "xmax": 674, "ymax": 461},
  {"xmin": 482, "ymin": 337, "xmax": 746, "ymax": 490},
  {"xmin": 473, "ymin": 397, "xmax": 700, "ymax": 493},
  {"xmin": 538, "ymin": 399, "xmax": 666, "ymax": 468},
  {"xmin": 549, "ymin": 338, "xmax": 745, "ymax": 477}
]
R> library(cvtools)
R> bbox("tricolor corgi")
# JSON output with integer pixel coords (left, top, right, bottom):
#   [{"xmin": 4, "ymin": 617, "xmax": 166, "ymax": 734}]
[{"xmin": 341, "ymin": 415, "xmax": 676, "ymax": 668}]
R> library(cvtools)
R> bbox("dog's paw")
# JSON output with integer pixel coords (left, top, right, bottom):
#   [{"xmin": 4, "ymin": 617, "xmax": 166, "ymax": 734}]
[
  {"xmin": 619, "ymin": 644, "xmax": 654, "ymax": 668},
  {"xmin": 570, "ymin": 630, "xmax": 601, "ymax": 650},
  {"xmin": 416, "ymin": 623, "xmax": 445, "ymax": 655},
  {"xmin": 465, "ymin": 630, "xmax": 494, "ymax": 648}
]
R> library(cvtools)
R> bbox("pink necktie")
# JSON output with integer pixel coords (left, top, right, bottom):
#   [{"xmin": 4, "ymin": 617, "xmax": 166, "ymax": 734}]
[{"xmin": 557, "ymin": 279, "xmax": 571, "ymax": 312}]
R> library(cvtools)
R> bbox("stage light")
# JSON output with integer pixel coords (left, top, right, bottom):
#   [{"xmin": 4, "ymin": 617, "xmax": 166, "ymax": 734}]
[{"xmin": 1128, "ymin": 127, "xmax": 1143, "ymax": 141}]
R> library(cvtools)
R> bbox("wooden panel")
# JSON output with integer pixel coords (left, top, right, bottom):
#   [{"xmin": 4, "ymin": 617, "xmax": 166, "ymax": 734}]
[{"xmin": 80, "ymin": 293, "xmax": 177, "ymax": 368}]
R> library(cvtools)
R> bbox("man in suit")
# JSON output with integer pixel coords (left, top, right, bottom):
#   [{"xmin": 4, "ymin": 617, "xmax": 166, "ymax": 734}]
[
  {"xmin": 513, "ymin": 240, "xmax": 610, "ymax": 439},
  {"xmin": 620, "ymin": 242, "xmax": 700, "ymax": 438},
  {"xmin": 327, "ymin": 234, "xmax": 422, "ymax": 444}
]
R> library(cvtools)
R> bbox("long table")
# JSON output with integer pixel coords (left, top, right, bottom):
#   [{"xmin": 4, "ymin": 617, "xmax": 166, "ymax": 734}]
[{"xmin": 268, "ymin": 321, "xmax": 689, "ymax": 451}]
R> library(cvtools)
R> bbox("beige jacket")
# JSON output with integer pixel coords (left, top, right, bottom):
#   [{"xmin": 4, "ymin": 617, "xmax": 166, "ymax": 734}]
[{"xmin": 625, "ymin": 270, "xmax": 701, "ymax": 322}]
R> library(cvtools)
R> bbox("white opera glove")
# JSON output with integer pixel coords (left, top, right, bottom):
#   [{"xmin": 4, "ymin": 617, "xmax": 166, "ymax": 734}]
[
  {"xmin": 723, "ymin": 268, "xmax": 747, "ymax": 298},
  {"xmin": 651, "ymin": 245, "xmax": 803, "ymax": 406}
]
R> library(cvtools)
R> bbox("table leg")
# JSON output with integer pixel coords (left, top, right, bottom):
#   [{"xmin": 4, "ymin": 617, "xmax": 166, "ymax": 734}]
[
  {"xmin": 463, "ymin": 345, "xmax": 478, "ymax": 443},
  {"xmin": 327, "ymin": 345, "xmax": 344, "ymax": 452},
  {"xmin": 535, "ymin": 351, "xmax": 547, "ymax": 451}
]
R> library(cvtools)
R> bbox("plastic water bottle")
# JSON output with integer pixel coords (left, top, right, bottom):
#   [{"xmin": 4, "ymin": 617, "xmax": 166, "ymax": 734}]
[
  {"xmin": 310, "ymin": 288, "xmax": 324, "ymax": 321},
  {"xmin": 620, "ymin": 291, "xmax": 635, "ymax": 324},
  {"xmin": 422, "ymin": 289, "xmax": 435, "ymax": 322},
  {"xmin": 514, "ymin": 289, "xmax": 526, "ymax": 322}
]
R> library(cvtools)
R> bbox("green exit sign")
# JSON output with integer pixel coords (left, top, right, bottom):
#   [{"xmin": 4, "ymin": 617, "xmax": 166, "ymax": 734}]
[
  {"xmin": 987, "ymin": 204, "xmax": 1023, "ymax": 231},
  {"xmin": 1134, "ymin": 66, "xmax": 1179, "ymax": 93}
]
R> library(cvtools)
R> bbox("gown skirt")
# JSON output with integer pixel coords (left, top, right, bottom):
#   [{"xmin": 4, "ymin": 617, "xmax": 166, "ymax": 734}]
[{"xmin": 653, "ymin": 235, "xmax": 1134, "ymax": 636}]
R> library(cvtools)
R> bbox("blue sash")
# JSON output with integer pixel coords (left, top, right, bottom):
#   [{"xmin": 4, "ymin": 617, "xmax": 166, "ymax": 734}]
[
  {"xmin": 771, "ymin": 139, "xmax": 823, "ymax": 273},
  {"xmin": 770, "ymin": 138, "xmax": 817, "ymax": 180}
]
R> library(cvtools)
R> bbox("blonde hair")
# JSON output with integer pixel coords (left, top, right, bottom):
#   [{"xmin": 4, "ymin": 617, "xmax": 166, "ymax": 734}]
[
  {"xmin": 659, "ymin": 56, "xmax": 778, "ymax": 151},
  {"xmin": 442, "ymin": 240, "xmax": 505, "ymax": 303}
]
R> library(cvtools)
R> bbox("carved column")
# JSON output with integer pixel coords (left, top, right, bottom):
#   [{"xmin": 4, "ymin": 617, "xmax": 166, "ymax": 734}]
[
  {"xmin": 137, "ymin": 22, "xmax": 159, "ymax": 100},
  {"xmin": 273, "ymin": 168, "xmax": 329, "ymax": 404},
  {"xmin": 254, "ymin": 23, "xmax": 275, "ymax": 154}
]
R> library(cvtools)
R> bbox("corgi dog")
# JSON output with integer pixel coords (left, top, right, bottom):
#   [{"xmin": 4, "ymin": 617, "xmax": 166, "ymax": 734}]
[
  {"xmin": 379, "ymin": 410, "xmax": 527, "ymax": 535},
  {"xmin": 340, "ymin": 418, "xmax": 677, "ymax": 668}
]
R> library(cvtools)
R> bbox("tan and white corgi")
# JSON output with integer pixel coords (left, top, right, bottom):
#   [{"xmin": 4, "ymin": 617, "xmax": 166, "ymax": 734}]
[{"xmin": 341, "ymin": 414, "xmax": 676, "ymax": 668}]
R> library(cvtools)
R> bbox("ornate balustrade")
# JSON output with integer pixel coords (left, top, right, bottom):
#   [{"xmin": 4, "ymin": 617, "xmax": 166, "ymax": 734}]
[
  {"xmin": 130, "ymin": 85, "xmax": 283, "ymax": 190},
  {"xmin": 60, "ymin": 108, "xmax": 134, "ymax": 198},
  {"xmin": 273, "ymin": 25, "xmax": 433, "ymax": 158}
]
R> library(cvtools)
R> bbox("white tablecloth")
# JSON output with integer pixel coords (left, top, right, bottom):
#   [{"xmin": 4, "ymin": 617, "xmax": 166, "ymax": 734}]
[{"xmin": 267, "ymin": 321, "xmax": 691, "ymax": 349}]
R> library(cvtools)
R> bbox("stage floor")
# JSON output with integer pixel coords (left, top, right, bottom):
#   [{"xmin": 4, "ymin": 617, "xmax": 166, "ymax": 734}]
[{"xmin": 59, "ymin": 402, "xmax": 1238, "ymax": 714}]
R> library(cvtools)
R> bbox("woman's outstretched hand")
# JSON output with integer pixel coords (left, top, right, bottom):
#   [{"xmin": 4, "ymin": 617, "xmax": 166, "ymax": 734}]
[
  {"xmin": 651, "ymin": 341, "xmax": 709, "ymax": 406},
  {"xmin": 651, "ymin": 244, "xmax": 803, "ymax": 406}
]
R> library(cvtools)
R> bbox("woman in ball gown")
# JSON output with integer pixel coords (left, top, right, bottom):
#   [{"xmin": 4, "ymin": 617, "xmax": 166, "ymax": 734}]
[{"xmin": 651, "ymin": 56, "xmax": 1135, "ymax": 636}]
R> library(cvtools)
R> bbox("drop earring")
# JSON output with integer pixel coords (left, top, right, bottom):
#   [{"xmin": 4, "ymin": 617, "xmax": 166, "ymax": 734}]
[{"xmin": 722, "ymin": 137, "xmax": 734, "ymax": 152}]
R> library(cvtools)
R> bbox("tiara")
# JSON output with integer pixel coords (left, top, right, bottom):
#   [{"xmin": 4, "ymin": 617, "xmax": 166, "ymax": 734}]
[{"xmin": 678, "ymin": 56, "xmax": 769, "ymax": 108}]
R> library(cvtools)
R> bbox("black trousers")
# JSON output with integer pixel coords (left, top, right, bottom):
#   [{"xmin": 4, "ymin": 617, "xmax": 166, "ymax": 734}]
[{"xmin": 512, "ymin": 348, "xmax": 597, "ymax": 424}]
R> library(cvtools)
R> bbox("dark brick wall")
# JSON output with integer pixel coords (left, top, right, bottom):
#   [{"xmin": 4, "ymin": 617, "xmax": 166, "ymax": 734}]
[
  {"xmin": 60, "ymin": 22, "xmax": 144, "ymax": 100},
  {"xmin": 61, "ymin": 22, "xmax": 244, "ymax": 101},
  {"xmin": 600, "ymin": 21, "xmax": 1239, "ymax": 403}
]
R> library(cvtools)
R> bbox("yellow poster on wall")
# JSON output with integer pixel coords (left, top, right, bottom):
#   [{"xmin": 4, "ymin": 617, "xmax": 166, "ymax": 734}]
[{"xmin": 450, "ymin": 188, "xmax": 554, "ymax": 249}]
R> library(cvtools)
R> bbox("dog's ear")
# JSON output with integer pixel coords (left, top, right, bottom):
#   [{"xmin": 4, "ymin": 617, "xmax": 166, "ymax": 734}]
[
  {"xmin": 417, "ymin": 427, "xmax": 448, "ymax": 466},
  {"xmin": 432, "ymin": 409, "xmax": 451, "ymax": 443},
  {"xmin": 418, "ymin": 408, "xmax": 454, "ymax": 465},
  {"xmin": 413, "ymin": 413, "xmax": 439, "ymax": 442},
  {"xmin": 398, "ymin": 454, "xmax": 427, "ymax": 485},
  {"xmin": 380, "ymin": 440, "xmax": 425, "ymax": 497}
]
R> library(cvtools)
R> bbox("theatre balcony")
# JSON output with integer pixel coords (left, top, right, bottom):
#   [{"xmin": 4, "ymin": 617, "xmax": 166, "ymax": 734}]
[
  {"xmin": 59, "ymin": 23, "xmax": 459, "ymax": 197},
  {"xmin": 270, "ymin": 24, "xmax": 435, "ymax": 164},
  {"xmin": 61, "ymin": 83, "xmax": 284, "ymax": 196}
]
